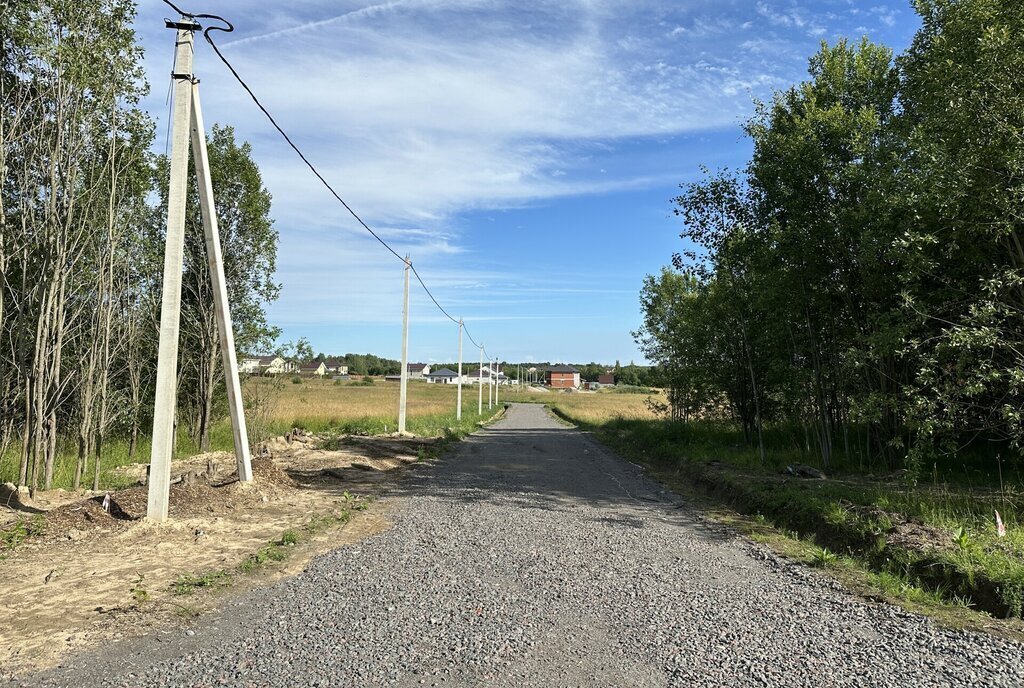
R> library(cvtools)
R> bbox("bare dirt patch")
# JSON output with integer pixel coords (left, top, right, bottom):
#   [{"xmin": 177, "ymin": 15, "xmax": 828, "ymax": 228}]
[{"xmin": 0, "ymin": 430, "xmax": 433, "ymax": 676}]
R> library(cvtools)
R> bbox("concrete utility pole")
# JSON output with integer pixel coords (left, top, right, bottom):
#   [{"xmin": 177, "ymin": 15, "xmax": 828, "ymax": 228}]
[
  {"xmin": 456, "ymin": 319, "xmax": 463, "ymax": 421},
  {"xmin": 148, "ymin": 19, "xmax": 256, "ymax": 522},
  {"xmin": 398, "ymin": 255, "xmax": 411, "ymax": 435},
  {"xmin": 190, "ymin": 83, "xmax": 252, "ymax": 483},
  {"xmin": 488, "ymin": 356, "xmax": 493, "ymax": 410},
  {"xmin": 478, "ymin": 345, "xmax": 484, "ymax": 415},
  {"xmin": 147, "ymin": 21, "xmax": 197, "ymax": 522},
  {"xmin": 495, "ymin": 358, "xmax": 499, "ymax": 405}
]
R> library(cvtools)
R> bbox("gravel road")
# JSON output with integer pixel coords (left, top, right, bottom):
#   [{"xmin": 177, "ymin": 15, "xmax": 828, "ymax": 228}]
[{"xmin": 22, "ymin": 403, "xmax": 1024, "ymax": 687}]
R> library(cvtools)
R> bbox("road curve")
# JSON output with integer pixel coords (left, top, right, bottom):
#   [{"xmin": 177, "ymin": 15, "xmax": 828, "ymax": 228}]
[{"xmin": 26, "ymin": 403, "xmax": 1024, "ymax": 687}]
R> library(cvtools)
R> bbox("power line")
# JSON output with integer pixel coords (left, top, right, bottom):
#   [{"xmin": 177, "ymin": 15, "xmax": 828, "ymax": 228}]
[
  {"xmin": 200, "ymin": 29, "xmax": 404, "ymax": 263},
  {"xmin": 162, "ymin": 1, "xmax": 493, "ymax": 357}
]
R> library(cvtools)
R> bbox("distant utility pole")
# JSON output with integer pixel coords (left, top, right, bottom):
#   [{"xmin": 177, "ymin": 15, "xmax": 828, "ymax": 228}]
[
  {"xmin": 148, "ymin": 17, "xmax": 253, "ymax": 523},
  {"xmin": 478, "ymin": 345, "xmax": 484, "ymax": 415},
  {"xmin": 398, "ymin": 255, "xmax": 411, "ymax": 434},
  {"xmin": 488, "ymin": 356, "xmax": 493, "ymax": 410},
  {"xmin": 494, "ymin": 358, "xmax": 499, "ymax": 405},
  {"xmin": 456, "ymin": 319, "xmax": 463, "ymax": 421}
]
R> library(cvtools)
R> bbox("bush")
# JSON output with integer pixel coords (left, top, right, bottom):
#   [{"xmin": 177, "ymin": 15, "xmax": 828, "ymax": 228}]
[{"xmin": 291, "ymin": 376, "xmax": 302, "ymax": 384}]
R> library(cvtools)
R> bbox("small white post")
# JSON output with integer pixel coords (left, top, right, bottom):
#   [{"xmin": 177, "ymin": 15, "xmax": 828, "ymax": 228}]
[
  {"xmin": 478, "ymin": 345, "xmax": 483, "ymax": 415},
  {"xmin": 189, "ymin": 83, "xmax": 253, "ymax": 483},
  {"xmin": 147, "ymin": 20, "xmax": 196, "ymax": 522},
  {"xmin": 398, "ymin": 255, "xmax": 411, "ymax": 434},
  {"xmin": 456, "ymin": 319, "xmax": 463, "ymax": 421}
]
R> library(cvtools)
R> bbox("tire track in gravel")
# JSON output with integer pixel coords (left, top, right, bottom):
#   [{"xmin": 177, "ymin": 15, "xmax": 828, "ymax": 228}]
[{"xmin": 23, "ymin": 403, "xmax": 1024, "ymax": 687}]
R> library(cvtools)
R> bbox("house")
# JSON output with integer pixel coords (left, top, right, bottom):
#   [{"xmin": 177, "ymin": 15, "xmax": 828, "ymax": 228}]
[
  {"xmin": 598, "ymin": 373, "xmax": 616, "ymax": 385},
  {"xmin": 299, "ymin": 361, "xmax": 327, "ymax": 377},
  {"xmin": 546, "ymin": 365, "xmax": 581, "ymax": 389},
  {"xmin": 324, "ymin": 358, "xmax": 349, "ymax": 375},
  {"xmin": 469, "ymin": 366, "xmax": 510, "ymax": 385},
  {"xmin": 407, "ymin": 363, "xmax": 431, "ymax": 379},
  {"xmin": 242, "ymin": 355, "xmax": 290, "ymax": 375},
  {"xmin": 425, "ymin": 368, "xmax": 459, "ymax": 384}
]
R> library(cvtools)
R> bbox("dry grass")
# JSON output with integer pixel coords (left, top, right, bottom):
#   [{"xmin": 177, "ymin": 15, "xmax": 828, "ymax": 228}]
[
  {"xmin": 249, "ymin": 377, "xmax": 498, "ymax": 435},
  {"xmin": 504, "ymin": 387, "xmax": 659, "ymax": 424}
]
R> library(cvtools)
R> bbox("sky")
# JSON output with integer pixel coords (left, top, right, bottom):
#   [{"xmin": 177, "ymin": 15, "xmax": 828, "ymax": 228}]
[{"xmin": 132, "ymin": 0, "xmax": 921, "ymax": 365}]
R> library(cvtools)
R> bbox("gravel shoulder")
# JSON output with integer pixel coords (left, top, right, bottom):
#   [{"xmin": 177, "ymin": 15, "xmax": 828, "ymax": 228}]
[{"xmin": 20, "ymin": 403, "xmax": 1024, "ymax": 687}]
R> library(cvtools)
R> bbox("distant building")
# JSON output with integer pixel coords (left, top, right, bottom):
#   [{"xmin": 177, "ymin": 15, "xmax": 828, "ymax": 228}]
[
  {"xmin": 242, "ymin": 355, "xmax": 291, "ymax": 375},
  {"xmin": 299, "ymin": 361, "xmax": 327, "ymax": 377},
  {"xmin": 598, "ymin": 373, "xmax": 616, "ymax": 385},
  {"xmin": 546, "ymin": 365, "xmax": 581, "ymax": 389},
  {"xmin": 324, "ymin": 358, "xmax": 349, "ymax": 375},
  {"xmin": 407, "ymin": 363, "xmax": 431, "ymax": 379},
  {"xmin": 425, "ymin": 368, "xmax": 460, "ymax": 384}
]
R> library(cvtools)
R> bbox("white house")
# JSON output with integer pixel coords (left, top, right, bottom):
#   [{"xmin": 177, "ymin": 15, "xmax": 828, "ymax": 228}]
[
  {"xmin": 324, "ymin": 358, "xmax": 349, "ymax": 375},
  {"xmin": 425, "ymin": 368, "xmax": 459, "ymax": 384},
  {"xmin": 299, "ymin": 361, "xmax": 327, "ymax": 377},
  {"xmin": 407, "ymin": 363, "xmax": 431, "ymax": 379},
  {"xmin": 467, "ymin": 366, "xmax": 510, "ymax": 385},
  {"xmin": 242, "ymin": 355, "xmax": 291, "ymax": 375}
]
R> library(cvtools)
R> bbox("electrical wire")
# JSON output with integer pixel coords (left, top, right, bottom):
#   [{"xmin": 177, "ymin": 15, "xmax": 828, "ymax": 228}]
[{"xmin": 162, "ymin": 1, "xmax": 494, "ymax": 360}]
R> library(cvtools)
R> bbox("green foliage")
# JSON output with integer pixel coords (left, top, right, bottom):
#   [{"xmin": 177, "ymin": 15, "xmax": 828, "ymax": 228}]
[
  {"xmin": 0, "ymin": 515, "xmax": 45, "ymax": 550},
  {"xmin": 812, "ymin": 547, "xmax": 839, "ymax": 568},
  {"xmin": 638, "ymin": 4, "xmax": 1024, "ymax": 478},
  {"xmin": 130, "ymin": 573, "xmax": 150, "ymax": 604},
  {"xmin": 172, "ymin": 570, "xmax": 233, "ymax": 596}
]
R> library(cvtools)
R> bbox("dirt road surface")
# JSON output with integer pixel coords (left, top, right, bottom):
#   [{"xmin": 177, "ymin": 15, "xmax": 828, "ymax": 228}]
[{"xmin": 22, "ymin": 403, "xmax": 1024, "ymax": 687}]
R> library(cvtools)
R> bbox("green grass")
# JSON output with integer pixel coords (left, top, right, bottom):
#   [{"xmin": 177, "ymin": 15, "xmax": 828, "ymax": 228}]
[
  {"xmin": 0, "ymin": 514, "xmax": 45, "ymax": 551},
  {"xmin": 554, "ymin": 410, "xmax": 1024, "ymax": 621},
  {"xmin": 173, "ymin": 498, "xmax": 374, "ymax": 596},
  {"xmin": 0, "ymin": 392, "xmax": 504, "ymax": 492}
]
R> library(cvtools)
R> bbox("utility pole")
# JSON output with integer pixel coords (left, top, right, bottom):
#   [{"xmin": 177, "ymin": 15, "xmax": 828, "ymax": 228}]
[
  {"xmin": 148, "ymin": 17, "xmax": 253, "ymax": 522},
  {"xmin": 190, "ymin": 82, "xmax": 252, "ymax": 484},
  {"xmin": 494, "ymin": 358, "xmax": 499, "ymax": 405},
  {"xmin": 456, "ymin": 319, "xmax": 463, "ymax": 421},
  {"xmin": 398, "ymin": 255, "xmax": 411, "ymax": 434},
  {"xmin": 488, "ymin": 355, "xmax": 493, "ymax": 410},
  {"xmin": 147, "ymin": 20, "xmax": 196, "ymax": 523},
  {"xmin": 478, "ymin": 345, "xmax": 484, "ymax": 415}
]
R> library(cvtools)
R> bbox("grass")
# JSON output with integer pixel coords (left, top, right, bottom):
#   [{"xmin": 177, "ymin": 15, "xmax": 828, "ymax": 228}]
[
  {"xmin": 1, "ymin": 378, "xmax": 505, "ymax": 491},
  {"xmin": 0, "ymin": 514, "xmax": 45, "ymax": 552},
  {"xmin": 548, "ymin": 405, "xmax": 1024, "ymax": 623},
  {"xmin": 173, "ymin": 497, "xmax": 373, "ymax": 597}
]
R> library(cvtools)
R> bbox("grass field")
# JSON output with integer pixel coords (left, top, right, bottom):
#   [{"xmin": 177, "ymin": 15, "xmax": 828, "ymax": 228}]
[{"xmin": 0, "ymin": 378, "xmax": 505, "ymax": 491}]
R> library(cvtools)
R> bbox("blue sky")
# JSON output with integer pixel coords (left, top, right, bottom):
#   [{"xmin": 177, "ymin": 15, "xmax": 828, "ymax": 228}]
[{"xmin": 132, "ymin": 0, "xmax": 920, "ymax": 364}]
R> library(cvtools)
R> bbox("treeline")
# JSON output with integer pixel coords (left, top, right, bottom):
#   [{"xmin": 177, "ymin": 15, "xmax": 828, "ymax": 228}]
[
  {"xmin": 637, "ymin": 0, "xmax": 1023, "ymax": 473},
  {"xmin": 1, "ymin": 1, "xmax": 278, "ymax": 490},
  {"xmin": 313, "ymin": 352, "xmax": 402, "ymax": 377}
]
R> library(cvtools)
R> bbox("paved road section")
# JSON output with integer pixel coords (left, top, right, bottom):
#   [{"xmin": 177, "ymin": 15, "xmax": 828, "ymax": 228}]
[{"xmin": 24, "ymin": 403, "xmax": 1024, "ymax": 687}]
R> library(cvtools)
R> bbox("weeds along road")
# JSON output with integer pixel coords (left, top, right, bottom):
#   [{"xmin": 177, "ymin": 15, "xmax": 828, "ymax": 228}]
[{"xmin": 28, "ymin": 403, "xmax": 1024, "ymax": 687}]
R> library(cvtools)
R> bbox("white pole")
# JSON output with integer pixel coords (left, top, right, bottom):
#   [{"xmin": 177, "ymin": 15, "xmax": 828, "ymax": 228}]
[
  {"xmin": 456, "ymin": 319, "xmax": 463, "ymax": 421},
  {"xmin": 478, "ymin": 345, "xmax": 483, "ymax": 415},
  {"xmin": 488, "ymin": 356, "xmax": 493, "ymax": 410},
  {"xmin": 495, "ymin": 358, "xmax": 499, "ymax": 405},
  {"xmin": 147, "ymin": 20, "xmax": 196, "ymax": 522},
  {"xmin": 189, "ymin": 83, "xmax": 253, "ymax": 483},
  {"xmin": 398, "ymin": 255, "xmax": 411, "ymax": 434}
]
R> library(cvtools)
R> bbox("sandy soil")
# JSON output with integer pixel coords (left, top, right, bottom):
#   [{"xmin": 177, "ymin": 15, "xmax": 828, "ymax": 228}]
[{"xmin": 0, "ymin": 430, "xmax": 431, "ymax": 676}]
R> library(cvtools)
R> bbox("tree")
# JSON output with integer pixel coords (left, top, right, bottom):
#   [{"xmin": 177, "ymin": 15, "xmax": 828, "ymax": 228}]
[{"xmin": 155, "ymin": 125, "xmax": 280, "ymax": 452}]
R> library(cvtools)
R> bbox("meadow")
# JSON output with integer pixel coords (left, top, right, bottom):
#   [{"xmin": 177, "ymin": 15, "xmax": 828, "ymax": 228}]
[{"xmin": 0, "ymin": 377, "xmax": 505, "ymax": 491}]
